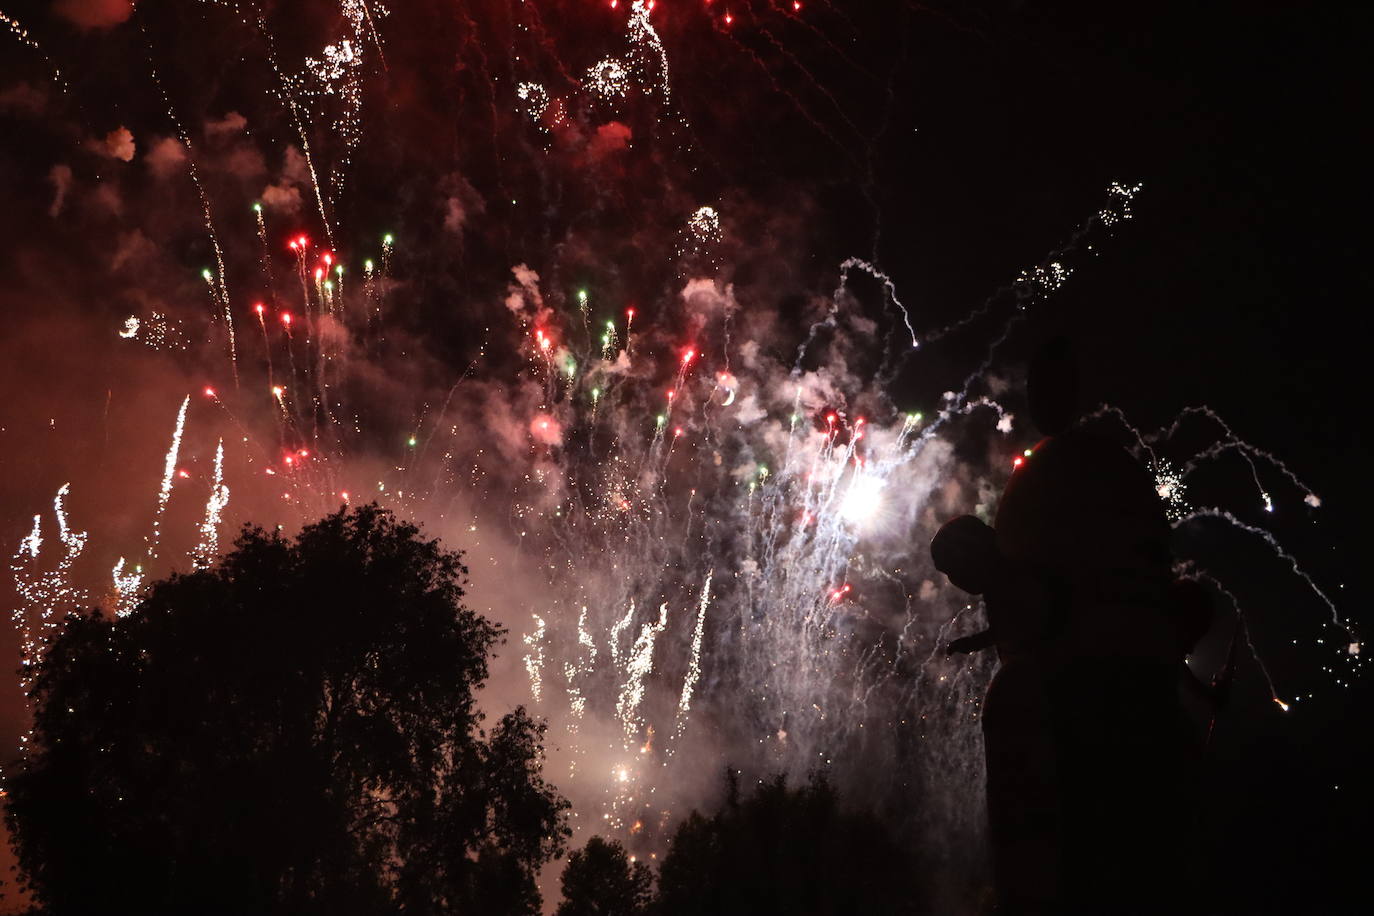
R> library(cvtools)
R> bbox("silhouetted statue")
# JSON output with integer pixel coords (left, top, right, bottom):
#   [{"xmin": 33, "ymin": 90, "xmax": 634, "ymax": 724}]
[
  {"xmin": 933, "ymin": 339, "xmax": 1200, "ymax": 913},
  {"xmin": 1170, "ymin": 577, "xmax": 1224, "ymax": 746},
  {"xmin": 933, "ymin": 513, "xmax": 1065, "ymax": 911}
]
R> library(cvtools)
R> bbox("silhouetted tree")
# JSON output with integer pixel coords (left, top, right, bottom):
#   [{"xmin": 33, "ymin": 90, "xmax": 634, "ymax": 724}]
[
  {"xmin": 655, "ymin": 771, "xmax": 916, "ymax": 916},
  {"xmin": 556, "ymin": 836, "xmax": 653, "ymax": 916},
  {"xmin": 4, "ymin": 505, "xmax": 569, "ymax": 915}
]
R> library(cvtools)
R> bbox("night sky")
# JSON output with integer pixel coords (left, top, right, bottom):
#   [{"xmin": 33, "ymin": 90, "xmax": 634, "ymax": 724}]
[{"xmin": 0, "ymin": 1, "xmax": 1369, "ymax": 911}]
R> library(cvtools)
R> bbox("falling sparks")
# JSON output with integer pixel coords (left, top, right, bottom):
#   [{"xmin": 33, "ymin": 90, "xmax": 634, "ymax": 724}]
[
  {"xmin": 117, "ymin": 311, "xmax": 184, "ymax": 350},
  {"xmin": 627, "ymin": 2, "xmax": 671, "ymax": 99},
  {"xmin": 191, "ymin": 440, "xmax": 230, "ymax": 571},
  {"xmin": 523, "ymin": 614, "xmax": 547, "ymax": 703},
  {"xmin": 10, "ymin": 485, "xmax": 86, "ymax": 691},
  {"xmin": 674, "ymin": 573, "xmax": 713, "ymax": 740},
  {"xmin": 1098, "ymin": 180, "xmax": 1142, "ymax": 226},
  {"xmin": 586, "ymin": 57, "xmax": 631, "ymax": 100},
  {"xmin": 563, "ymin": 607, "xmax": 599, "ymax": 737},
  {"xmin": 1015, "ymin": 260, "xmax": 1072, "ymax": 302},
  {"xmin": 687, "ymin": 205, "xmax": 721, "ymax": 244},
  {"xmin": 516, "ymin": 81, "xmax": 551, "ymax": 124},
  {"xmin": 148, "ymin": 395, "xmax": 190, "ymax": 562},
  {"xmin": 286, "ymin": 0, "xmax": 389, "ymax": 214},
  {"xmin": 1179, "ymin": 509, "xmax": 1361, "ymax": 690},
  {"xmin": 609, "ymin": 600, "xmax": 636, "ymax": 668},
  {"xmin": 617, "ymin": 602, "xmax": 669, "ymax": 747},
  {"xmin": 1152, "ymin": 459, "xmax": 1190, "ymax": 522},
  {"xmin": 0, "ymin": 10, "xmax": 67, "ymax": 93}
]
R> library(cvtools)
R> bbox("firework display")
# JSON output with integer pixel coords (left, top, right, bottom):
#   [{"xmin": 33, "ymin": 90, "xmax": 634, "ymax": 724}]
[{"xmin": 0, "ymin": 0, "xmax": 1357, "ymax": 882}]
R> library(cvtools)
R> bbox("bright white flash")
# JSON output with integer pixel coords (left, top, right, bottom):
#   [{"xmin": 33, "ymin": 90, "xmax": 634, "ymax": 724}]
[{"xmin": 840, "ymin": 474, "xmax": 884, "ymax": 525}]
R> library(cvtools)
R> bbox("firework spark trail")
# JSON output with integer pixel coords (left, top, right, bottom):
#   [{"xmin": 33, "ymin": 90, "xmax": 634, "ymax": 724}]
[
  {"xmin": 719, "ymin": 28, "xmax": 859, "ymax": 168},
  {"xmin": 920, "ymin": 181, "xmax": 1140, "ymax": 345},
  {"xmin": 10, "ymin": 484, "xmax": 87, "ymax": 692},
  {"xmin": 617, "ymin": 602, "xmax": 670, "ymax": 748},
  {"xmin": 673, "ymin": 572, "xmax": 713, "ymax": 742},
  {"xmin": 842, "ymin": 567, "xmax": 919, "ymax": 711},
  {"xmin": 1080, "ymin": 403, "xmax": 1154, "ymax": 455},
  {"xmin": 792, "ymin": 262, "xmax": 856, "ymax": 371},
  {"xmin": 191, "ymin": 439, "xmax": 230, "ymax": 570},
  {"xmin": 1186, "ymin": 570, "xmax": 1292, "ymax": 711},
  {"xmin": 1160, "ymin": 406, "xmax": 1322, "ymax": 510},
  {"xmin": 626, "ymin": 2, "xmax": 673, "ymax": 105},
  {"xmin": 898, "ymin": 600, "xmax": 982, "ymax": 707},
  {"xmin": 0, "ymin": 9, "xmax": 68, "ymax": 92},
  {"xmin": 774, "ymin": 2, "xmax": 884, "ymax": 84},
  {"xmin": 705, "ymin": 417, "xmax": 943, "ymax": 764},
  {"xmin": 838, "ymin": 257, "xmax": 920, "ymax": 349},
  {"xmin": 563, "ymin": 606, "xmax": 598, "ymax": 725},
  {"xmin": 512, "ymin": 0, "xmax": 579, "ymax": 90},
  {"xmin": 258, "ymin": 0, "xmax": 384, "ymax": 214},
  {"xmin": 253, "ymin": 302, "xmax": 276, "ymax": 389},
  {"xmin": 5, "ymin": 485, "xmax": 87, "ymax": 773},
  {"xmin": 1084, "ymin": 402, "xmax": 1321, "ymax": 515},
  {"xmin": 111, "ymin": 395, "xmax": 190, "ymax": 615},
  {"xmin": 609, "ymin": 599, "xmax": 637, "ymax": 668},
  {"xmin": 357, "ymin": 0, "xmax": 388, "ymax": 69},
  {"xmin": 247, "ymin": 3, "xmax": 338, "ymax": 244},
  {"xmin": 143, "ymin": 34, "xmax": 240, "ymax": 384},
  {"xmin": 1058, "ymin": 403, "xmax": 1336, "ymax": 687},
  {"xmin": 1177, "ymin": 508, "xmax": 1358, "ymax": 676},
  {"xmin": 751, "ymin": 19, "xmax": 872, "ymax": 144},
  {"xmin": 149, "ymin": 395, "xmax": 190, "ymax": 561},
  {"xmin": 254, "ymin": 201, "xmax": 277, "ymax": 288},
  {"xmin": 523, "ymin": 613, "xmax": 548, "ymax": 703},
  {"xmin": 796, "ymin": 183, "xmax": 1130, "ymax": 384}
]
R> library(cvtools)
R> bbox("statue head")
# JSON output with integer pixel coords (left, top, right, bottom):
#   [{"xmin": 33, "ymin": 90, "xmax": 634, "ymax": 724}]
[{"xmin": 931, "ymin": 514, "xmax": 1000, "ymax": 595}]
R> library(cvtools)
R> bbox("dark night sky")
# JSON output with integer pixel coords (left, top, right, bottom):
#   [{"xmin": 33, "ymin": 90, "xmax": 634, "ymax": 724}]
[{"xmin": 0, "ymin": 1, "xmax": 1369, "ymax": 911}]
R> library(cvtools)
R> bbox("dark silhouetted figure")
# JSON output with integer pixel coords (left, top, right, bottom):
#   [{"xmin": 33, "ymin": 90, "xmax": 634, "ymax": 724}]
[
  {"xmin": 934, "ymin": 339, "xmax": 1200, "ymax": 914},
  {"xmin": 933, "ymin": 513, "xmax": 1065, "ymax": 910}
]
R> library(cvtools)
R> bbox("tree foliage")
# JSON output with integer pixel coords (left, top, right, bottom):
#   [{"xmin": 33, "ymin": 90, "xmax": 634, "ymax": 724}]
[
  {"xmin": 654, "ymin": 771, "xmax": 916, "ymax": 916},
  {"xmin": 556, "ymin": 836, "xmax": 653, "ymax": 916},
  {"xmin": 4, "ymin": 505, "xmax": 568, "ymax": 915}
]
